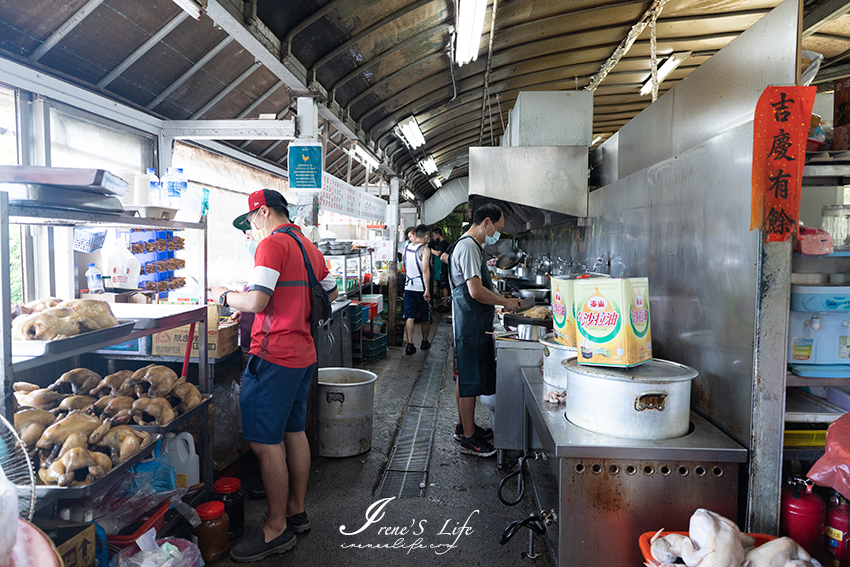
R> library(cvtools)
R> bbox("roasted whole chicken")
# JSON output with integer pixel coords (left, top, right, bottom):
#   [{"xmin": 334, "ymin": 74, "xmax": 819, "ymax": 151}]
[
  {"xmin": 98, "ymin": 396, "xmax": 135, "ymax": 424},
  {"xmin": 38, "ymin": 446, "xmax": 113, "ymax": 486},
  {"xmin": 12, "ymin": 298, "xmax": 117, "ymax": 340},
  {"xmin": 50, "ymin": 368, "xmax": 101, "ymax": 396},
  {"xmin": 14, "ymin": 388, "xmax": 66, "ymax": 411},
  {"xmin": 128, "ymin": 365, "xmax": 182, "ymax": 398},
  {"xmin": 14, "ymin": 408, "xmax": 57, "ymax": 448},
  {"xmin": 36, "ymin": 410, "xmax": 111, "ymax": 462},
  {"xmin": 95, "ymin": 425, "xmax": 150, "ymax": 465},
  {"xmin": 52, "ymin": 395, "xmax": 97, "ymax": 415},
  {"xmin": 131, "ymin": 397, "xmax": 176, "ymax": 426},
  {"xmin": 90, "ymin": 370, "xmax": 135, "ymax": 398},
  {"xmin": 12, "ymin": 382, "xmax": 39, "ymax": 394},
  {"xmin": 169, "ymin": 382, "xmax": 203, "ymax": 413}
]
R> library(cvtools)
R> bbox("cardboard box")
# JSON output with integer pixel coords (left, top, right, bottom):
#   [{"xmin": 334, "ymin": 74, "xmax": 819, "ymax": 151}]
[
  {"xmin": 573, "ymin": 277, "xmax": 652, "ymax": 368},
  {"xmin": 152, "ymin": 304, "xmax": 238, "ymax": 359},
  {"xmin": 33, "ymin": 518, "xmax": 96, "ymax": 567},
  {"xmin": 95, "ymin": 335, "xmax": 151, "ymax": 354}
]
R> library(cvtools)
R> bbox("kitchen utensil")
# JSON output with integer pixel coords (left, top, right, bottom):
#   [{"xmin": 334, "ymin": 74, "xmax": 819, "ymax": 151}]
[
  {"xmin": 517, "ymin": 324, "xmax": 547, "ymax": 341},
  {"xmin": 535, "ymin": 274, "xmax": 549, "ymax": 286},
  {"xmin": 518, "ymin": 296, "xmax": 536, "ymax": 312},
  {"xmin": 518, "ymin": 288, "xmax": 548, "ymax": 301},
  {"xmin": 0, "ymin": 165, "xmax": 128, "ymax": 195},
  {"xmin": 540, "ymin": 333, "xmax": 577, "ymax": 392},
  {"xmin": 563, "ymin": 358, "xmax": 697, "ymax": 440},
  {"xmin": 496, "ymin": 251, "xmax": 524, "ymax": 270},
  {"xmin": 496, "ymin": 268, "xmax": 515, "ymax": 278},
  {"xmin": 516, "ymin": 266, "xmax": 530, "ymax": 279}
]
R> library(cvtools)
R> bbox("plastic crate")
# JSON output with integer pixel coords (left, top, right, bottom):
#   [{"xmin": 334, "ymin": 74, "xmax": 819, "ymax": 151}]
[
  {"xmin": 784, "ymin": 429, "xmax": 827, "ymax": 447},
  {"xmin": 348, "ymin": 303, "xmax": 363, "ymax": 332},
  {"xmin": 362, "ymin": 304, "xmax": 370, "ymax": 324},
  {"xmin": 359, "ymin": 331, "xmax": 388, "ymax": 356},
  {"xmin": 106, "ymin": 500, "xmax": 170, "ymax": 556},
  {"xmin": 355, "ymin": 348, "xmax": 387, "ymax": 363},
  {"xmin": 639, "ymin": 531, "xmax": 775, "ymax": 563}
]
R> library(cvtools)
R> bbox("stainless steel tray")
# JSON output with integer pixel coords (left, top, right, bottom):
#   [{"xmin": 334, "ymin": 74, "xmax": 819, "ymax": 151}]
[
  {"xmin": 33, "ymin": 434, "xmax": 162, "ymax": 501},
  {"xmin": 5, "ymin": 184, "xmax": 126, "ymax": 213},
  {"xmin": 13, "ymin": 321, "xmax": 136, "ymax": 357},
  {"xmin": 128, "ymin": 395, "xmax": 211, "ymax": 434},
  {"xmin": 0, "ymin": 166, "xmax": 128, "ymax": 195},
  {"xmin": 109, "ymin": 304, "xmax": 207, "ymax": 330}
]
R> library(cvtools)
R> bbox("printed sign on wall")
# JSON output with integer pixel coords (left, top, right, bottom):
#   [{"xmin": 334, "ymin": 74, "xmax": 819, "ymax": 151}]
[{"xmin": 288, "ymin": 142, "xmax": 323, "ymax": 190}]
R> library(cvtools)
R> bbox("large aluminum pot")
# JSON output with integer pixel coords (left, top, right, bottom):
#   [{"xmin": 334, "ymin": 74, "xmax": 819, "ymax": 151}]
[
  {"xmin": 539, "ymin": 333, "xmax": 576, "ymax": 391},
  {"xmin": 515, "ymin": 266, "xmax": 530, "ymax": 279},
  {"xmin": 535, "ymin": 274, "xmax": 549, "ymax": 286},
  {"xmin": 517, "ymin": 324, "xmax": 547, "ymax": 341},
  {"xmin": 562, "ymin": 358, "xmax": 697, "ymax": 440}
]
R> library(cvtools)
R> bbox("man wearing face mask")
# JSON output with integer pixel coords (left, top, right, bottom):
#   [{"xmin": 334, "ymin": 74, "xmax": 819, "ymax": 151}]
[
  {"xmin": 446, "ymin": 204, "xmax": 520, "ymax": 457},
  {"xmin": 210, "ymin": 189, "xmax": 338, "ymax": 563}
]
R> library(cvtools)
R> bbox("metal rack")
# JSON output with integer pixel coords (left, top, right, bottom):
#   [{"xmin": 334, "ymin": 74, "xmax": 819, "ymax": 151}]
[
  {"xmin": 0, "ymin": 192, "xmax": 213, "ymax": 509},
  {"xmin": 326, "ymin": 249, "xmax": 374, "ymax": 359}
]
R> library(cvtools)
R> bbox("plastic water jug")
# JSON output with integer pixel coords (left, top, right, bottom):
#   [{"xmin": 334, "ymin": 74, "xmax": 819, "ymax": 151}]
[
  {"xmin": 164, "ymin": 432, "xmax": 199, "ymax": 489},
  {"xmin": 144, "ymin": 167, "xmax": 160, "ymax": 206},
  {"xmin": 85, "ymin": 263, "xmax": 104, "ymax": 294}
]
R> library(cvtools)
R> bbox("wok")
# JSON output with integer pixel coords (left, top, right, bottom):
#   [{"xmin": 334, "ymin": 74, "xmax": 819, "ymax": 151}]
[
  {"xmin": 518, "ymin": 289, "xmax": 548, "ymax": 301},
  {"xmin": 496, "ymin": 252, "xmax": 524, "ymax": 270}
]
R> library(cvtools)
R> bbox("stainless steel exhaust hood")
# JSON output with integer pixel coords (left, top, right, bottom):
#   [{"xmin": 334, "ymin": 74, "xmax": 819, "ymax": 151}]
[{"xmin": 469, "ymin": 146, "xmax": 589, "ymax": 219}]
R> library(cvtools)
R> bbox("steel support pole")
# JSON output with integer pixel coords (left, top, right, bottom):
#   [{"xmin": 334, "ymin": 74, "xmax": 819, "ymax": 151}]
[{"xmin": 388, "ymin": 178, "xmax": 400, "ymax": 347}]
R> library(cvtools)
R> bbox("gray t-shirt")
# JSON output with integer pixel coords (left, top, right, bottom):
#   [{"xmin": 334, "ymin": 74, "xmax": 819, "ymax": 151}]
[{"xmin": 450, "ymin": 236, "xmax": 488, "ymax": 290}]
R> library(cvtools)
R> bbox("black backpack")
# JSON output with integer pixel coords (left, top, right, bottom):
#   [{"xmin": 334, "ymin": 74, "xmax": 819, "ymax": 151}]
[{"xmin": 272, "ymin": 227, "xmax": 331, "ymax": 327}]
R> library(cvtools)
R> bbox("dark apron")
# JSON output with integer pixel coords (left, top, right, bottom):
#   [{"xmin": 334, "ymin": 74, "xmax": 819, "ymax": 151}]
[{"xmin": 448, "ymin": 235, "xmax": 496, "ymax": 397}]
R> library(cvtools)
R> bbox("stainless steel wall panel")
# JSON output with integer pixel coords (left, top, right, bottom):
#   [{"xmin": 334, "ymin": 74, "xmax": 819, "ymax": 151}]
[
  {"xmin": 618, "ymin": 91, "xmax": 674, "ymax": 181},
  {"xmin": 595, "ymin": 131, "xmax": 619, "ymax": 187},
  {"xmin": 513, "ymin": 91, "xmax": 594, "ymax": 147},
  {"xmin": 469, "ymin": 146, "xmax": 588, "ymax": 217}
]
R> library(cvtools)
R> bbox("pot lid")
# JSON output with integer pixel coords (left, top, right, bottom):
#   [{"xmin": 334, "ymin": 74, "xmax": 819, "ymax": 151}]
[{"xmin": 562, "ymin": 358, "xmax": 698, "ymax": 383}]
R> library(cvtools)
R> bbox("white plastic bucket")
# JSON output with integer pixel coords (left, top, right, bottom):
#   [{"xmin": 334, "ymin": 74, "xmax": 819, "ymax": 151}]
[{"xmin": 318, "ymin": 368, "xmax": 378, "ymax": 457}]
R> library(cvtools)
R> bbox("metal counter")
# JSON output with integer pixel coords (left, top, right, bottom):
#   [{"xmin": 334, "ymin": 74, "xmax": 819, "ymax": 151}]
[
  {"xmin": 519, "ymin": 367, "xmax": 747, "ymax": 567},
  {"xmin": 493, "ymin": 337, "xmax": 544, "ymax": 465}
]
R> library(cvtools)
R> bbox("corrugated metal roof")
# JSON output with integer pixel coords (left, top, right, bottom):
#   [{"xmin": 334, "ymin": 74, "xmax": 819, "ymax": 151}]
[{"xmin": 0, "ymin": 0, "xmax": 827, "ymax": 199}]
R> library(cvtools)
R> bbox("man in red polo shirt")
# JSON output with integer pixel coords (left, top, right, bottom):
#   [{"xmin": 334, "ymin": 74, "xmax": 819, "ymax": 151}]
[{"xmin": 210, "ymin": 189, "xmax": 337, "ymax": 563}]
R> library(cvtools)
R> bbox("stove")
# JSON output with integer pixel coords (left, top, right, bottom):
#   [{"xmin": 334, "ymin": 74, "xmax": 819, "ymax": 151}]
[{"xmin": 519, "ymin": 367, "xmax": 746, "ymax": 567}]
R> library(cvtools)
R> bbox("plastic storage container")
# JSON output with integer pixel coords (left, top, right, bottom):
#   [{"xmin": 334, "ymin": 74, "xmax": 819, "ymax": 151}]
[
  {"xmin": 105, "ymin": 501, "xmax": 170, "ymax": 556},
  {"xmin": 822, "ymin": 205, "xmax": 850, "ymax": 251},
  {"xmin": 193, "ymin": 501, "xmax": 229, "ymax": 562},
  {"xmin": 85, "ymin": 263, "xmax": 104, "ymax": 293},
  {"xmin": 212, "ymin": 477, "xmax": 245, "ymax": 539},
  {"xmin": 163, "ymin": 432, "xmax": 199, "ymax": 489},
  {"xmin": 317, "ymin": 368, "xmax": 378, "ymax": 457}
]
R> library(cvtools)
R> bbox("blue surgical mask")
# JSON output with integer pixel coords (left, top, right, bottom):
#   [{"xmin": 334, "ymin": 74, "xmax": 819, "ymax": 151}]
[
  {"xmin": 485, "ymin": 228, "xmax": 501, "ymax": 246},
  {"xmin": 245, "ymin": 239, "xmax": 259, "ymax": 257},
  {"xmin": 288, "ymin": 204, "xmax": 299, "ymax": 221}
]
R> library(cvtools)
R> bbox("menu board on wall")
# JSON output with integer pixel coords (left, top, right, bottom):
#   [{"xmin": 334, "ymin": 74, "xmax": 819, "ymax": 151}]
[{"xmin": 321, "ymin": 172, "xmax": 387, "ymax": 221}]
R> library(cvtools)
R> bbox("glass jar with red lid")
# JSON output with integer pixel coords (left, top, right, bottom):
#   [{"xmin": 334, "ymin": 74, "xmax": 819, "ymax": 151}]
[
  {"xmin": 193, "ymin": 501, "xmax": 229, "ymax": 562},
  {"xmin": 212, "ymin": 477, "xmax": 245, "ymax": 539}
]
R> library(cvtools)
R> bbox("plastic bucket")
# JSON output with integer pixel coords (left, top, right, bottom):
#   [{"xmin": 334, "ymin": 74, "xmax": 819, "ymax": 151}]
[{"xmin": 318, "ymin": 368, "xmax": 378, "ymax": 457}]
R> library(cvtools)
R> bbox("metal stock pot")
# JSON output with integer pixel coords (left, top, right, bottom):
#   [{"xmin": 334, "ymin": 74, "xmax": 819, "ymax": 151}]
[
  {"xmin": 562, "ymin": 358, "xmax": 697, "ymax": 440},
  {"xmin": 539, "ymin": 333, "xmax": 576, "ymax": 391}
]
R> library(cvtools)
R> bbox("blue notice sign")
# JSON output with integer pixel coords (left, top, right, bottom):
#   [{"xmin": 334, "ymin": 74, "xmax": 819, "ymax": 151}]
[{"xmin": 288, "ymin": 143, "xmax": 323, "ymax": 190}]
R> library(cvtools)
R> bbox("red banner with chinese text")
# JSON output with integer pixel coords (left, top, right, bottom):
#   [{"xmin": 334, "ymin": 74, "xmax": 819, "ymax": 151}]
[{"xmin": 750, "ymin": 86, "xmax": 816, "ymax": 241}]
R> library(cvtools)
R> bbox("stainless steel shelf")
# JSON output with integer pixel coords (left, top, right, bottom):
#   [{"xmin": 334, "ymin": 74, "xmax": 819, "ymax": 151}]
[
  {"xmin": 786, "ymin": 372, "xmax": 850, "ymax": 387},
  {"xmin": 786, "ymin": 389, "xmax": 845, "ymax": 423},
  {"xmin": 8, "ymin": 205, "xmax": 205, "ymax": 230},
  {"xmin": 97, "ymin": 349, "xmax": 238, "ymax": 365},
  {"xmin": 791, "ymin": 254, "xmax": 850, "ymax": 274}
]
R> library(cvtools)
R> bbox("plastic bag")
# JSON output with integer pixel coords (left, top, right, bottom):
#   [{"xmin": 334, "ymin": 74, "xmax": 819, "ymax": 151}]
[
  {"xmin": 0, "ymin": 465, "xmax": 17, "ymax": 567},
  {"xmin": 801, "ymin": 50, "xmax": 824, "ymax": 87},
  {"xmin": 213, "ymin": 380, "xmax": 241, "ymax": 449},
  {"xmin": 808, "ymin": 412, "xmax": 850, "ymax": 498},
  {"xmin": 110, "ymin": 534, "xmax": 203, "ymax": 567},
  {"xmin": 130, "ymin": 439, "xmax": 177, "ymax": 493}
]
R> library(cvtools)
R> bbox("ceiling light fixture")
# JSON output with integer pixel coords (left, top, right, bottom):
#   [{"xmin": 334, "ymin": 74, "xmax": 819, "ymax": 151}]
[
  {"xmin": 395, "ymin": 116, "xmax": 426, "ymax": 149},
  {"xmin": 170, "ymin": 0, "xmax": 202, "ymax": 20},
  {"xmin": 454, "ymin": 0, "xmax": 488, "ymax": 66},
  {"xmin": 430, "ymin": 177, "xmax": 442, "ymax": 188},
  {"xmin": 402, "ymin": 189, "xmax": 415, "ymax": 201},
  {"xmin": 418, "ymin": 156, "xmax": 438, "ymax": 175},
  {"xmin": 592, "ymin": 136, "xmax": 603, "ymax": 145},
  {"xmin": 353, "ymin": 145, "xmax": 380, "ymax": 169},
  {"xmin": 639, "ymin": 52, "xmax": 691, "ymax": 96}
]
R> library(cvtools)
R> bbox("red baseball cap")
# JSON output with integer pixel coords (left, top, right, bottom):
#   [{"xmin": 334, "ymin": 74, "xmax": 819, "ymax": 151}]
[{"xmin": 233, "ymin": 189, "xmax": 288, "ymax": 230}]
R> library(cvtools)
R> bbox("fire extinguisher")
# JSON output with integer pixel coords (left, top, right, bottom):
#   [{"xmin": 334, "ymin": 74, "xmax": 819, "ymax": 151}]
[
  {"xmin": 781, "ymin": 477, "xmax": 826, "ymax": 561},
  {"xmin": 825, "ymin": 491, "xmax": 850, "ymax": 567}
]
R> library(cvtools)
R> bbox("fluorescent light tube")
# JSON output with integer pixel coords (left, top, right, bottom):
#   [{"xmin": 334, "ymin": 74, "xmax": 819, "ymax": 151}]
[
  {"xmin": 353, "ymin": 145, "xmax": 380, "ymax": 169},
  {"xmin": 171, "ymin": 0, "xmax": 202, "ymax": 20},
  {"xmin": 396, "ymin": 116, "xmax": 426, "ymax": 149},
  {"xmin": 402, "ymin": 189, "xmax": 415, "ymax": 201},
  {"xmin": 419, "ymin": 156, "xmax": 438, "ymax": 175},
  {"xmin": 430, "ymin": 177, "xmax": 442, "ymax": 188},
  {"xmin": 592, "ymin": 136, "xmax": 602, "ymax": 145},
  {"xmin": 455, "ymin": 0, "xmax": 488, "ymax": 66},
  {"xmin": 640, "ymin": 52, "xmax": 691, "ymax": 96}
]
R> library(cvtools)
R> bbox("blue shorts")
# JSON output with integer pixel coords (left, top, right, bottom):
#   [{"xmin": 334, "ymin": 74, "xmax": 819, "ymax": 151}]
[
  {"xmin": 240, "ymin": 355, "xmax": 315, "ymax": 444},
  {"xmin": 403, "ymin": 290, "xmax": 430, "ymax": 322}
]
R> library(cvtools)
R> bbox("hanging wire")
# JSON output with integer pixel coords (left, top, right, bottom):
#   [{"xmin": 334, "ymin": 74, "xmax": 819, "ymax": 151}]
[
  {"xmin": 450, "ymin": 0, "xmax": 459, "ymax": 100},
  {"xmin": 496, "ymin": 93, "xmax": 506, "ymax": 131},
  {"xmin": 478, "ymin": 0, "xmax": 499, "ymax": 146},
  {"xmin": 650, "ymin": 13, "xmax": 659, "ymax": 101}
]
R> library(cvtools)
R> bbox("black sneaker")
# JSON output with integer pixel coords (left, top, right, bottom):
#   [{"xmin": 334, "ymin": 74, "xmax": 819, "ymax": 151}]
[
  {"xmin": 453, "ymin": 422, "xmax": 494, "ymax": 442},
  {"xmin": 405, "ymin": 343, "xmax": 416, "ymax": 355},
  {"xmin": 459, "ymin": 434, "xmax": 496, "ymax": 457},
  {"xmin": 231, "ymin": 528, "xmax": 296, "ymax": 563},
  {"xmin": 261, "ymin": 511, "xmax": 312, "ymax": 534},
  {"xmin": 420, "ymin": 340, "xmax": 431, "ymax": 350}
]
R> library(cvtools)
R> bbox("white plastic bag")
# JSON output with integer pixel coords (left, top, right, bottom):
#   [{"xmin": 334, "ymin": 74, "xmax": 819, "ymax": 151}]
[
  {"xmin": 0, "ymin": 465, "xmax": 18, "ymax": 567},
  {"xmin": 107, "ymin": 243, "xmax": 141, "ymax": 290}
]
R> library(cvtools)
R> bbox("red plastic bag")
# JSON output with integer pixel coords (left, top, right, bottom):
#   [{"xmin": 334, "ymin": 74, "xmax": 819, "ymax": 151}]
[
  {"xmin": 808, "ymin": 413, "xmax": 850, "ymax": 498},
  {"xmin": 794, "ymin": 225, "xmax": 833, "ymax": 255}
]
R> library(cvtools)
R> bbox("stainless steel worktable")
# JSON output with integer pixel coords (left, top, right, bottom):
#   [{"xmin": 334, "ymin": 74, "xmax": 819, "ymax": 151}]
[{"xmin": 518, "ymin": 367, "xmax": 747, "ymax": 567}]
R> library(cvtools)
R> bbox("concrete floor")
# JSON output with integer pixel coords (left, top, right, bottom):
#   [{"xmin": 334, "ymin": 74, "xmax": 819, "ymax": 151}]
[{"xmin": 213, "ymin": 313, "xmax": 555, "ymax": 566}]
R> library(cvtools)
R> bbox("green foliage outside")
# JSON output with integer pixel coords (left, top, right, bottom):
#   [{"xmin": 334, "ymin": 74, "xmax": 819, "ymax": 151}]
[{"xmin": 431, "ymin": 203, "xmax": 468, "ymax": 244}]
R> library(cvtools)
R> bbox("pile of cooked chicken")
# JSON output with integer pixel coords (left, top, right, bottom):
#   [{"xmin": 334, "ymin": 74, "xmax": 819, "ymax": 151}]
[
  {"xmin": 13, "ymin": 365, "xmax": 202, "ymax": 487},
  {"xmin": 11, "ymin": 298, "xmax": 119, "ymax": 341}
]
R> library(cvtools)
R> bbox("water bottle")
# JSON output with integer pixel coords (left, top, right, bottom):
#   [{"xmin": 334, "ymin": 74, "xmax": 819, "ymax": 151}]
[
  {"xmin": 85, "ymin": 263, "xmax": 104, "ymax": 294},
  {"xmin": 146, "ymin": 167, "xmax": 161, "ymax": 206},
  {"xmin": 175, "ymin": 167, "xmax": 188, "ymax": 210},
  {"xmin": 161, "ymin": 167, "xmax": 176, "ymax": 209}
]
